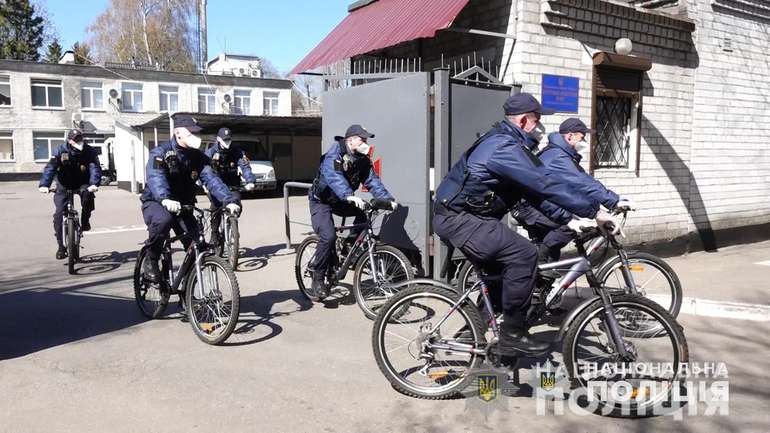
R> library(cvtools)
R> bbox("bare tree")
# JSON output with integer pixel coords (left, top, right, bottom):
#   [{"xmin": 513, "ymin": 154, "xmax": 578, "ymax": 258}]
[{"xmin": 88, "ymin": 0, "xmax": 196, "ymax": 71}]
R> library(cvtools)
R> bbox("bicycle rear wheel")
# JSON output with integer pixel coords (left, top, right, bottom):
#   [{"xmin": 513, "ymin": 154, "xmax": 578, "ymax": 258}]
[
  {"xmin": 186, "ymin": 255, "xmax": 240, "ymax": 345},
  {"xmin": 66, "ymin": 217, "xmax": 77, "ymax": 275},
  {"xmin": 353, "ymin": 244, "xmax": 414, "ymax": 320},
  {"xmin": 133, "ymin": 247, "xmax": 169, "ymax": 319},
  {"xmin": 563, "ymin": 295, "xmax": 689, "ymax": 417},
  {"xmin": 372, "ymin": 285, "xmax": 485, "ymax": 400}
]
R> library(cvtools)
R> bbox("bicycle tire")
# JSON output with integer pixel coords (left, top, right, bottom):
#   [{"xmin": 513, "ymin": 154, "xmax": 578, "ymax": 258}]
[
  {"xmin": 186, "ymin": 255, "xmax": 241, "ymax": 345},
  {"xmin": 563, "ymin": 294, "xmax": 689, "ymax": 417},
  {"xmin": 372, "ymin": 285, "xmax": 486, "ymax": 400},
  {"xmin": 133, "ymin": 246, "xmax": 170, "ymax": 319},
  {"xmin": 352, "ymin": 244, "xmax": 414, "ymax": 320},
  {"xmin": 227, "ymin": 216, "xmax": 239, "ymax": 270},
  {"xmin": 295, "ymin": 235, "xmax": 321, "ymax": 301},
  {"xmin": 67, "ymin": 217, "xmax": 76, "ymax": 275},
  {"xmin": 597, "ymin": 252, "xmax": 683, "ymax": 318}
]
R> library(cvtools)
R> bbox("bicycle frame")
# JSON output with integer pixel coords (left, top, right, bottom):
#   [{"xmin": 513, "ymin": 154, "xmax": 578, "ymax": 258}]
[
  {"xmin": 330, "ymin": 209, "xmax": 382, "ymax": 283},
  {"xmin": 159, "ymin": 208, "xmax": 212, "ymax": 299}
]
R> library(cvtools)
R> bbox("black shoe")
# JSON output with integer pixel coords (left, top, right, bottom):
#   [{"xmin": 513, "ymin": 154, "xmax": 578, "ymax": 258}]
[
  {"xmin": 56, "ymin": 247, "xmax": 67, "ymax": 260},
  {"xmin": 310, "ymin": 273, "xmax": 329, "ymax": 301},
  {"xmin": 142, "ymin": 258, "xmax": 162, "ymax": 283},
  {"xmin": 497, "ymin": 313, "xmax": 551, "ymax": 356},
  {"xmin": 81, "ymin": 221, "xmax": 91, "ymax": 232}
]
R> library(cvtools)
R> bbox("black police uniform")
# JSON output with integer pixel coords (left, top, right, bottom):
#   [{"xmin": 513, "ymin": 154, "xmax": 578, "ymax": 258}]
[{"xmin": 39, "ymin": 131, "xmax": 101, "ymax": 249}]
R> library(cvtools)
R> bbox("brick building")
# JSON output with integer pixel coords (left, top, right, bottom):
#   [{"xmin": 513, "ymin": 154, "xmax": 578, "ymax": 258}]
[{"xmin": 293, "ymin": 0, "xmax": 770, "ymax": 250}]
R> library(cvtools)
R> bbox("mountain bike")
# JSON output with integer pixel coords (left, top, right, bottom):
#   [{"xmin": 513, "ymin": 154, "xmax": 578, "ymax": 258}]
[
  {"xmin": 295, "ymin": 198, "xmax": 414, "ymax": 319},
  {"xmin": 372, "ymin": 223, "xmax": 688, "ymax": 417},
  {"xmin": 134, "ymin": 205, "xmax": 240, "ymax": 345},
  {"xmin": 61, "ymin": 188, "xmax": 83, "ymax": 275},
  {"xmin": 455, "ymin": 209, "xmax": 682, "ymax": 318}
]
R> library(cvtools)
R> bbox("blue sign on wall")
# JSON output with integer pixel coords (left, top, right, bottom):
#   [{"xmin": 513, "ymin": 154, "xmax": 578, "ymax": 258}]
[{"xmin": 542, "ymin": 74, "xmax": 579, "ymax": 113}]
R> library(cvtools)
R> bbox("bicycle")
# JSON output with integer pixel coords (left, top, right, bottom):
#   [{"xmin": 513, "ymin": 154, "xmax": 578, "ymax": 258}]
[
  {"xmin": 295, "ymin": 198, "xmax": 414, "ymax": 319},
  {"xmin": 210, "ymin": 204, "xmax": 240, "ymax": 270},
  {"xmin": 372, "ymin": 223, "xmax": 689, "ymax": 417},
  {"xmin": 455, "ymin": 209, "xmax": 683, "ymax": 318},
  {"xmin": 133, "ymin": 205, "xmax": 241, "ymax": 345},
  {"xmin": 60, "ymin": 187, "xmax": 84, "ymax": 275}
]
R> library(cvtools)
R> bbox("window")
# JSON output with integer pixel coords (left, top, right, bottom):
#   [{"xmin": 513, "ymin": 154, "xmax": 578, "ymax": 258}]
[
  {"xmin": 159, "ymin": 85, "xmax": 179, "ymax": 112},
  {"xmin": 33, "ymin": 131, "xmax": 64, "ymax": 161},
  {"xmin": 121, "ymin": 82, "xmax": 144, "ymax": 112},
  {"xmin": 0, "ymin": 131, "xmax": 13, "ymax": 161},
  {"xmin": 198, "ymin": 87, "xmax": 216, "ymax": 113},
  {"xmin": 81, "ymin": 81, "xmax": 103, "ymax": 110},
  {"xmin": 0, "ymin": 76, "xmax": 10, "ymax": 106},
  {"xmin": 233, "ymin": 89, "xmax": 250, "ymax": 114},
  {"xmin": 263, "ymin": 91, "xmax": 279, "ymax": 115},
  {"xmin": 31, "ymin": 79, "xmax": 63, "ymax": 108}
]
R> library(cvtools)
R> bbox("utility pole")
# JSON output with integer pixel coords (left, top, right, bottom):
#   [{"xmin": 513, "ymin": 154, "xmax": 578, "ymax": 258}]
[{"xmin": 198, "ymin": 0, "xmax": 208, "ymax": 72}]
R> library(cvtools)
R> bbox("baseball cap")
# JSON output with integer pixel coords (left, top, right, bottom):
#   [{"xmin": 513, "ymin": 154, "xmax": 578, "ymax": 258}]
[
  {"xmin": 67, "ymin": 128, "xmax": 83, "ymax": 141},
  {"xmin": 217, "ymin": 127, "xmax": 232, "ymax": 140},
  {"xmin": 344, "ymin": 124, "xmax": 374, "ymax": 139},
  {"xmin": 503, "ymin": 92, "xmax": 555, "ymax": 116},
  {"xmin": 559, "ymin": 118, "xmax": 595, "ymax": 134},
  {"xmin": 174, "ymin": 114, "xmax": 202, "ymax": 132}
]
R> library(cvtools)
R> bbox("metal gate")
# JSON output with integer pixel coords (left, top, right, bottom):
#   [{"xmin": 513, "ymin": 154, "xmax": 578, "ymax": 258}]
[{"xmin": 322, "ymin": 69, "xmax": 512, "ymax": 276}]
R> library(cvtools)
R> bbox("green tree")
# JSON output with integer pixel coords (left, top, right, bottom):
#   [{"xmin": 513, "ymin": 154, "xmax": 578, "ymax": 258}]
[
  {"xmin": 72, "ymin": 41, "xmax": 93, "ymax": 65},
  {"xmin": 0, "ymin": 0, "xmax": 46, "ymax": 61},
  {"xmin": 44, "ymin": 37, "xmax": 62, "ymax": 63}
]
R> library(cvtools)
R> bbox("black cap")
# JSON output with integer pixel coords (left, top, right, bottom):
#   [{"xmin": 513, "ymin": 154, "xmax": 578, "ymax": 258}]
[
  {"xmin": 174, "ymin": 114, "xmax": 202, "ymax": 132},
  {"xmin": 67, "ymin": 128, "xmax": 83, "ymax": 141},
  {"xmin": 559, "ymin": 118, "xmax": 595, "ymax": 134},
  {"xmin": 503, "ymin": 92, "xmax": 555, "ymax": 116},
  {"xmin": 344, "ymin": 124, "xmax": 374, "ymax": 139},
  {"xmin": 217, "ymin": 127, "xmax": 232, "ymax": 140}
]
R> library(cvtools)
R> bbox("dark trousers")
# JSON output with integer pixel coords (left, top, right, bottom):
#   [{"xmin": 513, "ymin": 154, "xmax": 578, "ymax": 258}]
[
  {"xmin": 434, "ymin": 211, "xmax": 538, "ymax": 316},
  {"xmin": 309, "ymin": 198, "xmax": 366, "ymax": 275},
  {"xmin": 53, "ymin": 187, "xmax": 94, "ymax": 247},
  {"xmin": 141, "ymin": 201, "xmax": 199, "ymax": 259},
  {"xmin": 208, "ymin": 190, "xmax": 241, "ymax": 236},
  {"xmin": 522, "ymin": 223, "xmax": 573, "ymax": 262}
]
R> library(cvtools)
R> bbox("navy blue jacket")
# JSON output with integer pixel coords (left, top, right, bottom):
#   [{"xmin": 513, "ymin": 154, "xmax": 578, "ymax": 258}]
[
  {"xmin": 39, "ymin": 142, "xmax": 101, "ymax": 189},
  {"xmin": 435, "ymin": 119, "xmax": 598, "ymax": 220},
  {"xmin": 539, "ymin": 132, "xmax": 619, "ymax": 210},
  {"xmin": 310, "ymin": 140, "xmax": 393, "ymax": 204},
  {"xmin": 204, "ymin": 141, "xmax": 256, "ymax": 187},
  {"xmin": 141, "ymin": 138, "xmax": 234, "ymax": 205}
]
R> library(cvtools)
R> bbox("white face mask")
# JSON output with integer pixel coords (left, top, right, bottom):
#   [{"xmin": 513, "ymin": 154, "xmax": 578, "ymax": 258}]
[
  {"xmin": 355, "ymin": 142, "xmax": 370, "ymax": 156},
  {"xmin": 528, "ymin": 122, "xmax": 546, "ymax": 143},
  {"xmin": 71, "ymin": 141, "xmax": 84, "ymax": 151},
  {"xmin": 218, "ymin": 137, "xmax": 231, "ymax": 149},
  {"xmin": 185, "ymin": 134, "xmax": 202, "ymax": 150}
]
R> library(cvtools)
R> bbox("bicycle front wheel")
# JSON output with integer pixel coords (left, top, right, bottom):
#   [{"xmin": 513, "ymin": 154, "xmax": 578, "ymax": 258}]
[
  {"xmin": 563, "ymin": 295, "xmax": 689, "ymax": 417},
  {"xmin": 372, "ymin": 285, "xmax": 485, "ymax": 400},
  {"xmin": 66, "ymin": 217, "xmax": 77, "ymax": 275},
  {"xmin": 186, "ymin": 255, "xmax": 240, "ymax": 345},
  {"xmin": 597, "ymin": 252, "xmax": 682, "ymax": 318},
  {"xmin": 295, "ymin": 235, "xmax": 322, "ymax": 301},
  {"xmin": 353, "ymin": 244, "xmax": 414, "ymax": 320},
  {"xmin": 225, "ymin": 216, "xmax": 240, "ymax": 270}
]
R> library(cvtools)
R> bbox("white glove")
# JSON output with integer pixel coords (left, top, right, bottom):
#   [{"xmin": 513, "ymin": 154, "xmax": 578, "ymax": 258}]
[
  {"xmin": 346, "ymin": 196, "xmax": 366, "ymax": 210},
  {"xmin": 161, "ymin": 199, "xmax": 181, "ymax": 214},
  {"xmin": 595, "ymin": 210, "xmax": 622, "ymax": 235},
  {"xmin": 567, "ymin": 218, "xmax": 596, "ymax": 232},
  {"xmin": 616, "ymin": 197, "xmax": 635, "ymax": 211},
  {"xmin": 226, "ymin": 203, "xmax": 241, "ymax": 214},
  {"xmin": 38, "ymin": 187, "xmax": 49, "ymax": 194},
  {"xmin": 244, "ymin": 183, "xmax": 255, "ymax": 191},
  {"xmin": 87, "ymin": 185, "xmax": 98, "ymax": 193},
  {"xmin": 390, "ymin": 201, "xmax": 399, "ymax": 211}
]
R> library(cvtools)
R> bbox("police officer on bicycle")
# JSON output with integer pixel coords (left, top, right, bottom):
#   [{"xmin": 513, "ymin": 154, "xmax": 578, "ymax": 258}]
[
  {"xmin": 308, "ymin": 124, "xmax": 397, "ymax": 299},
  {"xmin": 204, "ymin": 126, "xmax": 256, "ymax": 246},
  {"xmin": 38, "ymin": 128, "xmax": 101, "ymax": 259},
  {"xmin": 140, "ymin": 115, "xmax": 239, "ymax": 282},
  {"xmin": 433, "ymin": 93, "xmax": 619, "ymax": 356}
]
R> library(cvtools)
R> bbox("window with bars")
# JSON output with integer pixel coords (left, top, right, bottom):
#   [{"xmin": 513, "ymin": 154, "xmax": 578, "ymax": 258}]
[{"xmin": 592, "ymin": 65, "xmax": 642, "ymax": 172}]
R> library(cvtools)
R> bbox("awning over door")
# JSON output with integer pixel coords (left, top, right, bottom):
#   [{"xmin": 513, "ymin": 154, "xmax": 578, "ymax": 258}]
[{"xmin": 290, "ymin": 0, "xmax": 470, "ymax": 75}]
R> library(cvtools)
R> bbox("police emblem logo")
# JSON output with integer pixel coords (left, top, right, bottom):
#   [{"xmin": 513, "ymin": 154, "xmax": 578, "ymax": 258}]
[
  {"xmin": 540, "ymin": 371, "xmax": 556, "ymax": 391},
  {"xmin": 478, "ymin": 375, "xmax": 497, "ymax": 402}
]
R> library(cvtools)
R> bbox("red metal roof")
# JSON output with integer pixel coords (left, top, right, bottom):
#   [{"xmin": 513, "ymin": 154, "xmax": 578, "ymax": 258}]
[{"xmin": 290, "ymin": 0, "xmax": 470, "ymax": 75}]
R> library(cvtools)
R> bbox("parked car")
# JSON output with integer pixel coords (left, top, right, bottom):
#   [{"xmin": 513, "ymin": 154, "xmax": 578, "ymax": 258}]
[{"xmin": 241, "ymin": 160, "xmax": 277, "ymax": 192}]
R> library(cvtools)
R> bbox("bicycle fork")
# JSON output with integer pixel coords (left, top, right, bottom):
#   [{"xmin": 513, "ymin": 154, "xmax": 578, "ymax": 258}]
[{"xmin": 590, "ymin": 271, "xmax": 635, "ymax": 361}]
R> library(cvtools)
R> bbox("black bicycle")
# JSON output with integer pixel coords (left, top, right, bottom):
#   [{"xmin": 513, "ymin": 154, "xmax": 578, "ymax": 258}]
[
  {"xmin": 133, "ymin": 205, "xmax": 240, "ymax": 345},
  {"xmin": 455, "ymin": 209, "xmax": 683, "ymax": 318},
  {"xmin": 61, "ymin": 188, "xmax": 84, "ymax": 275},
  {"xmin": 372, "ymin": 222, "xmax": 688, "ymax": 417},
  {"xmin": 295, "ymin": 198, "xmax": 414, "ymax": 319}
]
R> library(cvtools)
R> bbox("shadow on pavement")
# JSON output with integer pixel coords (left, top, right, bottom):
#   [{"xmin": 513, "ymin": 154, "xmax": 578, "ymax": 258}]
[{"xmin": 222, "ymin": 289, "xmax": 313, "ymax": 347}]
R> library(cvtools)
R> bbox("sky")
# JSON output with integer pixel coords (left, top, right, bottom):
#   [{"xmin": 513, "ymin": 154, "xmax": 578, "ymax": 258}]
[{"xmin": 39, "ymin": 0, "xmax": 351, "ymax": 75}]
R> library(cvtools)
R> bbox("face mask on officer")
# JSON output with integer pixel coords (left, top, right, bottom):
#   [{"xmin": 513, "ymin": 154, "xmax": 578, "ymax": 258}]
[
  {"xmin": 528, "ymin": 121, "xmax": 546, "ymax": 143},
  {"xmin": 565, "ymin": 132, "xmax": 586, "ymax": 150},
  {"xmin": 175, "ymin": 127, "xmax": 202, "ymax": 150},
  {"xmin": 217, "ymin": 136, "xmax": 232, "ymax": 150},
  {"xmin": 347, "ymin": 136, "xmax": 370, "ymax": 156},
  {"xmin": 69, "ymin": 138, "xmax": 84, "ymax": 151}
]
